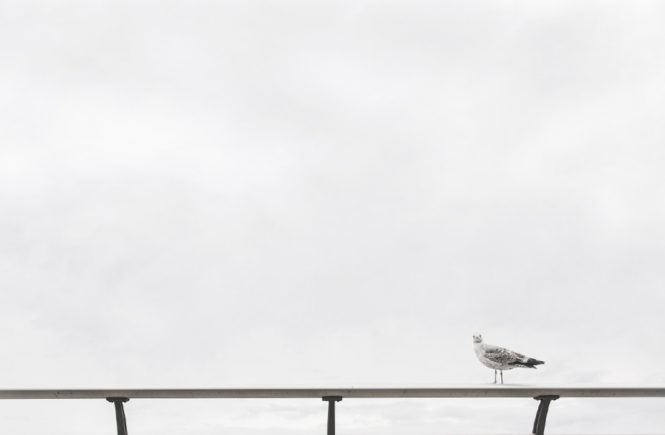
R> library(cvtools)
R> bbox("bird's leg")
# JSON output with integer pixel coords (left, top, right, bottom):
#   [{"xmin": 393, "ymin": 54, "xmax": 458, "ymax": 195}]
[
  {"xmin": 494, "ymin": 370, "xmax": 497, "ymax": 384},
  {"xmin": 500, "ymin": 370, "xmax": 504, "ymax": 384}
]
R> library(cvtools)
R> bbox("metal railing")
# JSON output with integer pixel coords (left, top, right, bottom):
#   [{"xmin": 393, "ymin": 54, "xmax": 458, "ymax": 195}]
[{"xmin": 1, "ymin": 387, "xmax": 663, "ymax": 435}]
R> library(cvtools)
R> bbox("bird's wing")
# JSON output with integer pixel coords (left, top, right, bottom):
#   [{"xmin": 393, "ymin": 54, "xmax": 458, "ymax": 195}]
[{"xmin": 482, "ymin": 345, "xmax": 526, "ymax": 365}]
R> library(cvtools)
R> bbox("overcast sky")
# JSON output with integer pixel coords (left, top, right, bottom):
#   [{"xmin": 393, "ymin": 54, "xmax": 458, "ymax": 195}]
[{"xmin": 1, "ymin": 0, "xmax": 665, "ymax": 434}]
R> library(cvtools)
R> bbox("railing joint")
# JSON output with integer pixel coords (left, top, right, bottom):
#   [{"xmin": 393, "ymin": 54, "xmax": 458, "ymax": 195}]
[
  {"xmin": 106, "ymin": 397, "xmax": 130, "ymax": 435},
  {"xmin": 322, "ymin": 396, "xmax": 342, "ymax": 435},
  {"xmin": 106, "ymin": 397, "xmax": 130, "ymax": 403},
  {"xmin": 532, "ymin": 394, "xmax": 559, "ymax": 435},
  {"xmin": 322, "ymin": 396, "xmax": 343, "ymax": 402}
]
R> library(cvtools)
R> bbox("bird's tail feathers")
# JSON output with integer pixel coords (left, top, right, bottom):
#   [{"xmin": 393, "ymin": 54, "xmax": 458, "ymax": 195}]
[{"xmin": 520, "ymin": 358, "xmax": 545, "ymax": 369}]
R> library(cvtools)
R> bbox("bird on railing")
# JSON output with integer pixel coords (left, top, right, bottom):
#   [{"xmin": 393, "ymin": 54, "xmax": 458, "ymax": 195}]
[{"xmin": 473, "ymin": 334, "xmax": 544, "ymax": 384}]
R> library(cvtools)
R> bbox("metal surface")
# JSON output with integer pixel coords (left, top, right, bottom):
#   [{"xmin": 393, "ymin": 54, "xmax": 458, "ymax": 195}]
[
  {"xmin": 106, "ymin": 397, "xmax": 129, "ymax": 435},
  {"xmin": 0, "ymin": 387, "xmax": 662, "ymax": 435},
  {"xmin": 532, "ymin": 395, "xmax": 559, "ymax": 435},
  {"xmin": 323, "ymin": 396, "xmax": 342, "ymax": 435},
  {"xmin": 0, "ymin": 387, "xmax": 663, "ymax": 399}
]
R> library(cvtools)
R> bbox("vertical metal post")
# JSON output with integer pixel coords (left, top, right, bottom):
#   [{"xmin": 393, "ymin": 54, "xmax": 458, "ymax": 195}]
[
  {"xmin": 106, "ymin": 397, "xmax": 130, "ymax": 435},
  {"xmin": 532, "ymin": 395, "xmax": 559, "ymax": 435},
  {"xmin": 322, "ymin": 396, "xmax": 342, "ymax": 435}
]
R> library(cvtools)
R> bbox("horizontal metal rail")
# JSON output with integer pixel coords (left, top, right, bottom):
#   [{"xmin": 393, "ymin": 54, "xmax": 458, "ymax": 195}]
[
  {"xmin": 1, "ymin": 388, "xmax": 663, "ymax": 435},
  {"xmin": 0, "ymin": 387, "xmax": 663, "ymax": 399}
]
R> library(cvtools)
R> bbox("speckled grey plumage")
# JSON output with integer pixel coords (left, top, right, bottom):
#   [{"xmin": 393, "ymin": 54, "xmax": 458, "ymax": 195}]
[{"xmin": 473, "ymin": 334, "xmax": 544, "ymax": 384}]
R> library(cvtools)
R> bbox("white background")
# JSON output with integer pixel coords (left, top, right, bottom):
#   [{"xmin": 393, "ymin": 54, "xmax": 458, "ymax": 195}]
[{"xmin": 1, "ymin": 0, "xmax": 664, "ymax": 433}]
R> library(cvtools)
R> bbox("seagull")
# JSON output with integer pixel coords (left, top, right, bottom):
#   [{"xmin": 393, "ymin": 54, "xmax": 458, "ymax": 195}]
[{"xmin": 473, "ymin": 334, "xmax": 544, "ymax": 384}]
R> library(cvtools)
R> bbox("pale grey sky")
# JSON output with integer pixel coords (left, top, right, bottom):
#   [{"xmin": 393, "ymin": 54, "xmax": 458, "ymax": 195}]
[{"xmin": 1, "ymin": 0, "xmax": 664, "ymax": 434}]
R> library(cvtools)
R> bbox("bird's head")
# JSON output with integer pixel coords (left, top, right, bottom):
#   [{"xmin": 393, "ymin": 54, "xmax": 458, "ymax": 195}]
[{"xmin": 472, "ymin": 334, "xmax": 483, "ymax": 343}]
